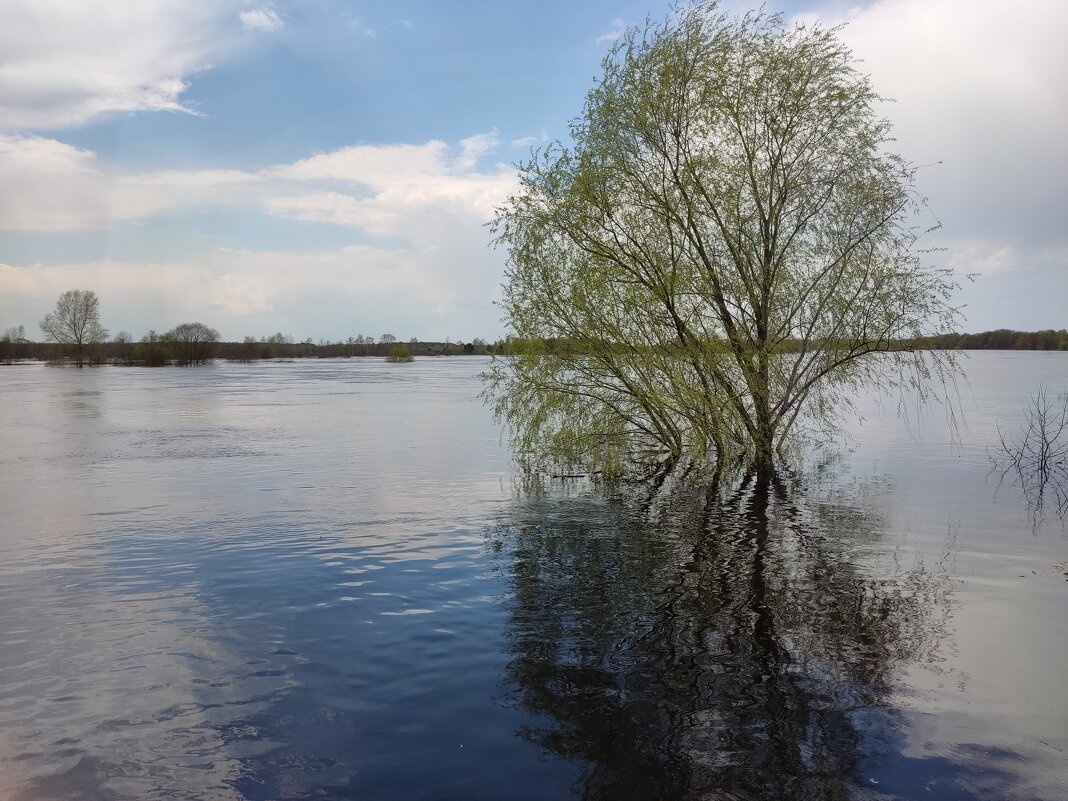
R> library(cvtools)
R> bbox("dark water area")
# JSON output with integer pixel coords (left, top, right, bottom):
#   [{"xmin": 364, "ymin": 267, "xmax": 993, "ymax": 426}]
[{"xmin": 1, "ymin": 354, "xmax": 1066, "ymax": 800}]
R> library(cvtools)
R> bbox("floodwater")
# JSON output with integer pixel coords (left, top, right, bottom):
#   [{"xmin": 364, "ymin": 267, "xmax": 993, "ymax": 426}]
[{"xmin": 0, "ymin": 353, "xmax": 1065, "ymax": 800}]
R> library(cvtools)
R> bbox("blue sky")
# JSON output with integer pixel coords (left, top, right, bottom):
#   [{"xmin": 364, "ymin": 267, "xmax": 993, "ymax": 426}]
[{"xmin": 1, "ymin": 0, "xmax": 1065, "ymax": 341}]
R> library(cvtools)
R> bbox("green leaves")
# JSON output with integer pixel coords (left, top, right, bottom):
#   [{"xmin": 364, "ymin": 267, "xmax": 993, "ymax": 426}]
[{"xmin": 490, "ymin": 1, "xmax": 961, "ymax": 476}]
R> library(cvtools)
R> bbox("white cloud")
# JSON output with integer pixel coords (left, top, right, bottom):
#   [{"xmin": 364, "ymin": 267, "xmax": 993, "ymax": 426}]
[
  {"xmin": 0, "ymin": 0, "xmax": 247, "ymax": 130},
  {"xmin": 0, "ymin": 134, "xmax": 275, "ymax": 230},
  {"xmin": 596, "ymin": 18, "xmax": 625, "ymax": 45},
  {"xmin": 948, "ymin": 240, "xmax": 1068, "ymax": 277},
  {"xmin": 239, "ymin": 6, "xmax": 283, "ymax": 32},
  {"xmin": 131, "ymin": 168, "xmax": 266, "ymax": 189},
  {"xmin": 0, "ymin": 235, "xmax": 505, "ymax": 340},
  {"xmin": 0, "ymin": 133, "xmax": 517, "ymax": 339},
  {"xmin": 789, "ymin": 0, "xmax": 1068, "ymax": 330},
  {"xmin": 948, "ymin": 242, "xmax": 1020, "ymax": 276},
  {"xmin": 275, "ymin": 141, "xmax": 451, "ymax": 185},
  {"xmin": 264, "ymin": 192, "xmax": 367, "ymax": 226},
  {"xmin": 212, "ymin": 272, "xmax": 274, "ymax": 314},
  {"xmin": 806, "ymin": 0, "xmax": 1068, "ymax": 246},
  {"xmin": 511, "ymin": 129, "xmax": 549, "ymax": 149},
  {"xmin": 266, "ymin": 137, "xmax": 516, "ymax": 235},
  {"xmin": 0, "ymin": 135, "xmax": 170, "ymax": 230},
  {"xmin": 0, "ymin": 132, "xmax": 517, "ymax": 234},
  {"xmin": 455, "ymin": 131, "xmax": 499, "ymax": 171}
]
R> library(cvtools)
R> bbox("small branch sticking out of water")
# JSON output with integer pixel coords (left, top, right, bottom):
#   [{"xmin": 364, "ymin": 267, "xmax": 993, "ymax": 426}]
[{"xmin": 992, "ymin": 386, "xmax": 1068, "ymax": 528}]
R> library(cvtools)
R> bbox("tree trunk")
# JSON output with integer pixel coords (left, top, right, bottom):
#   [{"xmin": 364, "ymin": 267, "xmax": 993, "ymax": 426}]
[
  {"xmin": 752, "ymin": 349, "xmax": 775, "ymax": 473},
  {"xmin": 753, "ymin": 428, "xmax": 775, "ymax": 478}
]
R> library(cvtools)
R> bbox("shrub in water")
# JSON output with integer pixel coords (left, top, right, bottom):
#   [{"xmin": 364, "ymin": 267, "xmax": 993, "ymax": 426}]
[{"xmin": 385, "ymin": 345, "xmax": 413, "ymax": 363}]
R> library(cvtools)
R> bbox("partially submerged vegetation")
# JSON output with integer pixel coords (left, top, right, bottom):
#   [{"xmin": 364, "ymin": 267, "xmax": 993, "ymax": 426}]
[
  {"xmin": 992, "ymin": 387, "xmax": 1068, "ymax": 527},
  {"xmin": 0, "ymin": 333, "xmax": 498, "ymax": 366},
  {"xmin": 385, "ymin": 345, "xmax": 414, "ymax": 363},
  {"xmin": 488, "ymin": 3, "xmax": 963, "ymax": 477}
]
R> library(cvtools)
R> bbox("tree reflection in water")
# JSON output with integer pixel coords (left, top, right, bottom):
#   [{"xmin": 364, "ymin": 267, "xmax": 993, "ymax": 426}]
[{"xmin": 497, "ymin": 469, "xmax": 958, "ymax": 800}]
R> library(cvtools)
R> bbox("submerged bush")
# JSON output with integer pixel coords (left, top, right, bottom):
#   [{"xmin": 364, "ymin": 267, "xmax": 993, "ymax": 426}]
[
  {"xmin": 992, "ymin": 386, "xmax": 1068, "ymax": 527},
  {"xmin": 385, "ymin": 345, "xmax": 414, "ymax": 363}
]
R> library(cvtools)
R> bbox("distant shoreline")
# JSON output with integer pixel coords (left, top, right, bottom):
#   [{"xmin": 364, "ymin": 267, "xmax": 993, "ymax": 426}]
[{"xmin": 3, "ymin": 329, "xmax": 1066, "ymax": 367}]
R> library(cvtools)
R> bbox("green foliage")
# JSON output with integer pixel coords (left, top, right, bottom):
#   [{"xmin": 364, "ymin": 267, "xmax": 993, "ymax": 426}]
[
  {"xmin": 488, "ymin": 2, "xmax": 962, "ymax": 475},
  {"xmin": 385, "ymin": 345, "xmax": 414, "ymax": 363}
]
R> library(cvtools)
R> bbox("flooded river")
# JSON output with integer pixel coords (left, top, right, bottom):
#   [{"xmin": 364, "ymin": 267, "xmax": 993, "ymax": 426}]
[{"xmin": 1, "ymin": 354, "xmax": 1065, "ymax": 800}]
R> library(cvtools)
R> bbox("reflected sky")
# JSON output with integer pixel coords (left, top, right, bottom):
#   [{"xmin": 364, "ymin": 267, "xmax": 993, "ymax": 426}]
[{"xmin": 495, "ymin": 470, "xmax": 965, "ymax": 799}]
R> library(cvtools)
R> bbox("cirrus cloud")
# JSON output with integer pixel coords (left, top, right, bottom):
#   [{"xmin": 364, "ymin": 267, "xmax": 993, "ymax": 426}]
[{"xmin": 240, "ymin": 6, "xmax": 283, "ymax": 32}]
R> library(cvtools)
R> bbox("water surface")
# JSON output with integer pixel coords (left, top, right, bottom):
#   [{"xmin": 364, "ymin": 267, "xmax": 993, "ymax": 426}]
[{"xmin": 1, "ymin": 354, "xmax": 1066, "ymax": 800}]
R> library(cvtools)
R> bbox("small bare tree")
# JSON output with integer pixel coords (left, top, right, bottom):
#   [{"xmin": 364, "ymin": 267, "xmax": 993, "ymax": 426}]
[
  {"xmin": 992, "ymin": 387, "xmax": 1068, "ymax": 527},
  {"xmin": 112, "ymin": 330, "xmax": 134, "ymax": 365},
  {"xmin": 40, "ymin": 290, "xmax": 109, "ymax": 367}
]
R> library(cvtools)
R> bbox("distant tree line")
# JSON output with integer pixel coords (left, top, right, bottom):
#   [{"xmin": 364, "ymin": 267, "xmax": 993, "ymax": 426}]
[
  {"xmin": 913, "ymin": 329, "xmax": 1068, "ymax": 351},
  {"xmin": 486, "ymin": 329, "xmax": 1068, "ymax": 357},
  {"xmin": 2, "ymin": 332, "xmax": 497, "ymax": 366},
  {"xmin": 0, "ymin": 325, "xmax": 31, "ymax": 363},
  {"xmin": 223, "ymin": 334, "xmax": 492, "ymax": 362},
  {"xmin": 5, "ymin": 327, "xmax": 1066, "ymax": 368},
  {"xmin": 1, "ymin": 289, "xmax": 497, "ymax": 366},
  {"xmin": 6, "ymin": 290, "xmax": 1061, "ymax": 367}
]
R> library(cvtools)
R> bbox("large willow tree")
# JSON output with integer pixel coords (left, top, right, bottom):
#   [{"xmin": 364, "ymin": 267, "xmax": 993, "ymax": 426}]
[{"xmin": 489, "ymin": 3, "xmax": 961, "ymax": 475}]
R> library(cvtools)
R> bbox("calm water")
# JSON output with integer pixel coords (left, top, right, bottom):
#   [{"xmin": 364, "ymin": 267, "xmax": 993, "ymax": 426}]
[{"xmin": 0, "ymin": 353, "xmax": 1066, "ymax": 800}]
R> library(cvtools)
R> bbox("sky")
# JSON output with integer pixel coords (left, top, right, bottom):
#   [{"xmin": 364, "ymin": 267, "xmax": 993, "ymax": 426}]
[{"xmin": 0, "ymin": 0, "xmax": 1065, "ymax": 343}]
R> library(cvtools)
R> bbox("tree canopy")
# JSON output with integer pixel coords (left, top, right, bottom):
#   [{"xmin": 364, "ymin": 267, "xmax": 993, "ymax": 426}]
[
  {"xmin": 488, "ymin": 2, "xmax": 961, "ymax": 475},
  {"xmin": 165, "ymin": 322, "xmax": 220, "ymax": 366}
]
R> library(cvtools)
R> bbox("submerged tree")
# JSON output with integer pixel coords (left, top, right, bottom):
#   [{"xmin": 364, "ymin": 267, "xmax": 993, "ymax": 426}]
[
  {"xmin": 39, "ymin": 289, "xmax": 109, "ymax": 367},
  {"xmin": 488, "ymin": 2, "xmax": 961, "ymax": 474},
  {"xmin": 165, "ymin": 322, "xmax": 220, "ymax": 366},
  {"xmin": 137, "ymin": 330, "xmax": 169, "ymax": 367}
]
